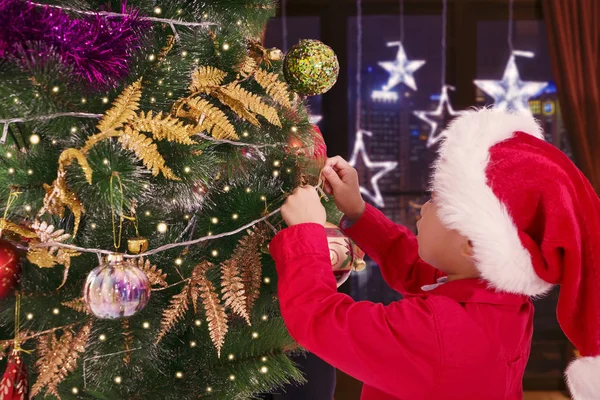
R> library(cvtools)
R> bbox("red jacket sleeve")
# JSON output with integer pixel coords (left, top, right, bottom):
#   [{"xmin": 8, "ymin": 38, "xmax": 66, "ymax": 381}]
[
  {"xmin": 270, "ymin": 223, "xmax": 442, "ymax": 399},
  {"xmin": 342, "ymin": 203, "xmax": 443, "ymax": 295}
]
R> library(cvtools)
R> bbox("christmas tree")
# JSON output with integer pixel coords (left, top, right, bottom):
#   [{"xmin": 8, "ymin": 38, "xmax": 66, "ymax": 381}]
[{"xmin": 0, "ymin": 0, "xmax": 341, "ymax": 398}]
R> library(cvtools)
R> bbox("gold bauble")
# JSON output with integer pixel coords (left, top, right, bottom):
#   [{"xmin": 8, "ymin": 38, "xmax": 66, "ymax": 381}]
[{"xmin": 127, "ymin": 237, "xmax": 149, "ymax": 254}]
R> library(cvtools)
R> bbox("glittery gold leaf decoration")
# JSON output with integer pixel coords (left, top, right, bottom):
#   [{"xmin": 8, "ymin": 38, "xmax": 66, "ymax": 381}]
[
  {"xmin": 212, "ymin": 90, "xmax": 260, "ymax": 126},
  {"xmin": 156, "ymin": 283, "xmax": 190, "ymax": 344},
  {"xmin": 254, "ymin": 68, "xmax": 293, "ymax": 108},
  {"xmin": 58, "ymin": 148, "xmax": 93, "ymax": 184},
  {"xmin": 137, "ymin": 257, "xmax": 167, "ymax": 288},
  {"xmin": 61, "ymin": 297, "xmax": 89, "ymax": 314},
  {"xmin": 221, "ymin": 260, "xmax": 250, "ymax": 325},
  {"xmin": 238, "ymin": 56, "xmax": 258, "ymax": 77},
  {"xmin": 176, "ymin": 97, "xmax": 238, "ymax": 140},
  {"xmin": 122, "ymin": 319, "xmax": 134, "ymax": 365},
  {"xmin": 31, "ymin": 220, "xmax": 71, "ymax": 254},
  {"xmin": 0, "ymin": 219, "xmax": 37, "ymax": 239},
  {"xmin": 220, "ymin": 83, "xmax": 281, "ymax": 127},
  {"xmin": 97, "ymin": 79, "xmax": 142, "ymax": 133},
  {"xmin": 235, "ymin": 227, "xmax": 267, "ymax": 312},
  {"xmin": 133, "ymin": 111, "xmax": 196, "ymax": 145},
  {"xmin": 41, "ymin": 172, "xmax": 85, "ymax": 236},
  {"xmin": 119, "ymin": 126, "xmax": 179, "ymax": 180},
  {"xmin": 31, "ymin": 322, "xmax": 92, "ymax": 399},
  {"xmin": 190, "ymin": 66, "xmax": 227, "ymax": 94},
  {"xmin": 190, "ymin": 265, "xmax": 204, "ymax": 314},
  {"xmin": 26, "ymin": 249, "xmax": 57, "ymax": 268},
  {"xmin": 196, "ymin": 264, "xmax": 228, "ymax": 357}
]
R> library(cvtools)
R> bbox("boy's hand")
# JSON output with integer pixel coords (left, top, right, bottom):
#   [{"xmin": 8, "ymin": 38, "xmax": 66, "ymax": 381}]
[
  {"xmin": 281, "ymin": 186, "xmax": 326, "ymax": 227},
  {"xmin": 322, "ymin": 156, "xmax": 366, "ymax": 223}
]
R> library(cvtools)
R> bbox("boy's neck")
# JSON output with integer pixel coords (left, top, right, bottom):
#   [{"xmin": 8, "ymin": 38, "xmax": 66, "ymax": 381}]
[{"xmin": 445, "ymin": 271, "xmax": 480, "ymax": 282}]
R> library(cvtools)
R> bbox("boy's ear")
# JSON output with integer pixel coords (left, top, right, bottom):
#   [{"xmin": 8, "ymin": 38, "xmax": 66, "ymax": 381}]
[{"xmin": 461, "ymin": 239, "xmax": 474, "ymax": 258}]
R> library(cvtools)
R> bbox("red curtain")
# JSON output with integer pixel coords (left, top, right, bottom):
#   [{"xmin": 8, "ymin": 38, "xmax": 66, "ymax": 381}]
[{"xmin": 543, "ymin": 0, "xmax": 600, "ymax": 192}]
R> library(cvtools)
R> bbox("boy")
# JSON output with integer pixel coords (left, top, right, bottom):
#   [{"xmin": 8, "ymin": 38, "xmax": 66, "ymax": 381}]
[{"xmin": 269, "ymin": 108, "xmax": 600, "ymax": 400}]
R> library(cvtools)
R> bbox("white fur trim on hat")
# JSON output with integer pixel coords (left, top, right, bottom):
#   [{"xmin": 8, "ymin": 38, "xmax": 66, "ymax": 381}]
[
  {"xmin": 566, "ymin": 356, "xmax": 600, "ymax": 400},
  {"xmin": 431, "ymin": 108, "xmax": 553, "ymax": 296}
]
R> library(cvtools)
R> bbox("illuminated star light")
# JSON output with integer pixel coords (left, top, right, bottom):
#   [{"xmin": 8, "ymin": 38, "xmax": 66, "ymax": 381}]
[
  {"xmin": 309, "ymin": 114, "xmax": 323, "ymax": 125},
  {"xmin": 413, "ymin": 85, "xmax": 466, "ymax": 148},
  {"xmin": 349, "ymin": 130, "xmax": 397, "ymax": 208},
  {"xmin": 378, "ymin": 41, "xmax": 426, "ymax": 92},
  {"xmin": 474, "ymin": 50, "xmax": 549, "ymax": 113}
]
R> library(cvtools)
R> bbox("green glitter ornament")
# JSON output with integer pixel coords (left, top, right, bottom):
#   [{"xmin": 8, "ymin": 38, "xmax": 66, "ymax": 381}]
[{"xmin": 283, "ymin": 39, "xmax": 339, "ymax": 96}]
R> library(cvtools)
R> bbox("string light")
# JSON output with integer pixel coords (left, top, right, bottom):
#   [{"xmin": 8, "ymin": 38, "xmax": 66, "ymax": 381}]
[
  {"xmin": 348, "ymin": 130, "xmax": 397, "ymax": 208},
  {"xmin": 99, "ymin": 334, "xmax": 107, "ymax": 341},
  {"xmin": 13, "ymin": 98, "xmax": 19, "ymax": 104},
  {"xmin": 70, "ymin": 126, "xmax": 77, "ymax": 133},
  {"xmin": 7, "ymin": 168, "xmax": 14, "ymax": 174},
  {"xmin": 158, "ymin": 80, "xmax": 164, "ymax": 86},
  {"xmin": 237, "ymin": 20, "xmax": 242, "ymax": 26},
  {"xmin": 142, "ymin": 322, "xmax": 150, "ymax": 329},
  {"xmin": 27, "ymin": 169, "xmax": 33, "ymax": 175},
  {"xmin": 223, "ymin": 185, "xmax": 231, "ymax": 192},
  {"xmin": 114, "ymin": 376, "xmax": 122, "ymax": 384},
  {"xmin": 261, "ymin": 315, "xmax": 268, "ymax": 321},
  {"xmin": 252, "ymin": 332, "xmax": 259, "ymax": 339},
  {"xmin": 175, "ymin": 372, "xmax": 183, "ymax": 379},
  {"xmin": 261, "ymin": 356, "xmax": 268, "ymax": 362},
  {"xmin": 211, "ymin": 249, "xmax": 219, "ymax": 257},
  {"xmin": 72, "ymin": 387, "xmax": 79, "ymax": 394},
  {"xmin": 207, "ymin": 231, "xmax": 212, "ymax": 236},
  {"xmin": 103, "ymin": 158, "xmax": 109, "ymax": 165},
  {"xmin": 52, "ymin": 140, "xmax": 57, "ymax": 144},
  {"xmin": 206, "ymin": 387, "xmax": 213, "ymax": 393},
  {"xmin": 229, "ymin": 375, "xmax": 236, "ymax": 381},
  {"xmin": 203, "ymin": 13, "xmax": 208, "ymax": 18},
  {"xmin": 150, "ymin": 97, "xmax": 156, "ymax": 103},
  {"xmin": 228, "ymin": 354, "xmax": 235, "ymax": 360},
  {"xmin": 167, "ymin": 91, "xmax": 173, "ymax": 97},
  {"xmin": 222, "ymin": 43, "xmax": 230, "ymax": 51},
  {"xmin": 29, "ymin": 134, "xmax": 40, "ymax": 144},
  {"xmin": 91, "ymin": 223, "xmax": 97, "ymax": 229},
  {"xmin": 194, "ymin": 319, "xmax": 202, "ymax": 327},
  {"xmin": 24, "ymin": 205, "xmax": 32, "ymax": 212},
  {"xmin": 52, "ymin": 86, "xmax": 60, "ymax": 93},
  {"xmin": 102, "ymin": 97, "xmax": 109, "ymax": 104},
  {"xmin": 184, "ymin": 214, "xmax": 190, "ymax": 220},
  {"xmin": 211, "ymin": 217, "xmax": 219, "ymax": 224},
  {"xmin": 242, "ymin": 131, "xmax": 249, "ymax": 137},
  {"xmin": 260, "ymin": 195, "xmax": 266, "ymax": 201},
  {"xmin": 273, "ymin": 160, "xmax": 281, "ymax": 167},
  {"xmin": 157, "ymin": 222, "xmax": 168, "ymax": 233},
  {"xmin": 263, "ymin": 277, "xmax": 270, "ymax": 284},
  {"xmin": 34, "ymin": 93, "xmax": 40, "ymax": 98},
  {"xmin": 26, "ymin": 313, "xmax": 33, "ymax": 320},
  {"xmin": 177, "ymin": 9, "xmax": 183, "ymax": 14},
  {"xmin": 272, "ymin": 170, "xmax": 280, "ymax": 177},
  {"xmin": 148, "ymin": 54, "xmax": 156, "ymax": 61},
  {"xmin": 260, "ymin": 366, "xmax": 268, "ymax": 374},
  {"xmin": 184, "ymin": 166, "xmax": 191, "ymax": 173},
  {"xmin": 181, "ymin": 51, "xmax": 188, "ymax": 57},
  {"xmin": 377, "ymin": 41, "xmax": 425, "ymax": 92},
  {"xmin": 52, "ymin": 308, "xmax": 60, "ymax": 315},
  {"xmin": 144, "ymin": 211, "xmax": 151, "ymax": 216},
  {"xmin": 5, "ymin": 152, "xmax": 11, "ymax": 158},
  {"xmin": 474, "ymin": 51, "xmax": 548, "ymax": 113},
  {"xmin": 245, "ymin": 188, "xmax": 251, "ymax": 193},
  {"xmin": 291, "ymin": 126, "xmax": 298, "ymax": 133},
  {"xmin": 232, "ymin": 214, "xmax": 239, "ymax": 220},
  {"xmin": 81, "ymin": 98, "xmax": 87, "ymax": 104},
  {"xmin": 153, "ymin": 6, "xmax": 162, "ymax": 14},
  {"xmin": 175, "ymin": 258, "xmax": 183, "ymax": 266},
  {"xmin": 190, "ymin": 341, "xmax": 197, "ymax": 347}
]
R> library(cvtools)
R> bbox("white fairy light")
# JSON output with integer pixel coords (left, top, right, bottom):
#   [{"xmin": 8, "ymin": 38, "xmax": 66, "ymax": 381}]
[{"xmin": 377, "ymin": 41, "xmax": 425, "ymax": 92}]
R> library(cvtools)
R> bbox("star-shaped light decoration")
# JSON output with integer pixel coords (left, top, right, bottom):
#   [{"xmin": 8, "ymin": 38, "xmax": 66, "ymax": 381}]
[
  {"xmin": 349, "ymin": 130, "xmax": 397, "ymax": 208},
  {"xmin": 413, "ymin": 85, "xmax": 466, "ymax": 148},
  {"xmin": 474, "ymin": 50, "xmax": 549, "ymax": 113},
  {"xmin": 378, "ymin": 41, "xmax": 426, "ymax": 92},
  {"xmin": 309, "ymin": 114, "xmax": 323, "ymax": 125}
]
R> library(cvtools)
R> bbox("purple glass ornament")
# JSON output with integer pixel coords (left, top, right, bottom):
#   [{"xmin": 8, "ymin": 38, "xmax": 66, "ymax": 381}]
[
  {"xmin": 0, "ymin": 0, "xmax": 149, "ymax": 89},
  {"xmin": 84, "ymin": 253, "xmax": 151, "ymax": 319}
]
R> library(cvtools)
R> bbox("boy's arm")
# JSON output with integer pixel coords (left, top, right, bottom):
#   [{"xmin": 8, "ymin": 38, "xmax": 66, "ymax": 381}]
[
  {"xmin": 269, "ymin": 223, "xmax": 442, "ymax": 399},
  {"xmin": 342, "ymin": 203, "xmax": 443, "ymax": 295}
]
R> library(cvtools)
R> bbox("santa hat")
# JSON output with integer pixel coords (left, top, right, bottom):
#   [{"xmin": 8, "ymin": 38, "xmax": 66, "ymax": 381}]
[{"xmin": 431, "ymin": 107, "xmax": 600, "ymax": 400}]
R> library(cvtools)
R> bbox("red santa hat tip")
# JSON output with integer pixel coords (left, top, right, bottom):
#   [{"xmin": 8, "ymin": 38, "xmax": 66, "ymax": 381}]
[{"xmin": 431, "ymin": 107, "xmax": 600, "ymax": 400}]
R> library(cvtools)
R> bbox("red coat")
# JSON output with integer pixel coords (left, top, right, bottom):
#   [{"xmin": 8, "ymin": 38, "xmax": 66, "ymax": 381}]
[{"xmin": 269, "ymin": 203, "xmax": 534, "ymax": 400}]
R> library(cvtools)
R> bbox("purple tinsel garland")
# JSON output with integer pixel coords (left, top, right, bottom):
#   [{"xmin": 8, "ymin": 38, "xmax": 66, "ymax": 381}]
[{"xmin": 0, "ymin": 0, "xmax": 150, "ymax": 90}]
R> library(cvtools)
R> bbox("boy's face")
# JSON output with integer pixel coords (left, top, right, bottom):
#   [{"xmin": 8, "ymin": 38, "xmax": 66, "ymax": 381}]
[{"xmin": 417, "ymin": 194, "xmax": 476, "ymax": 276}]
